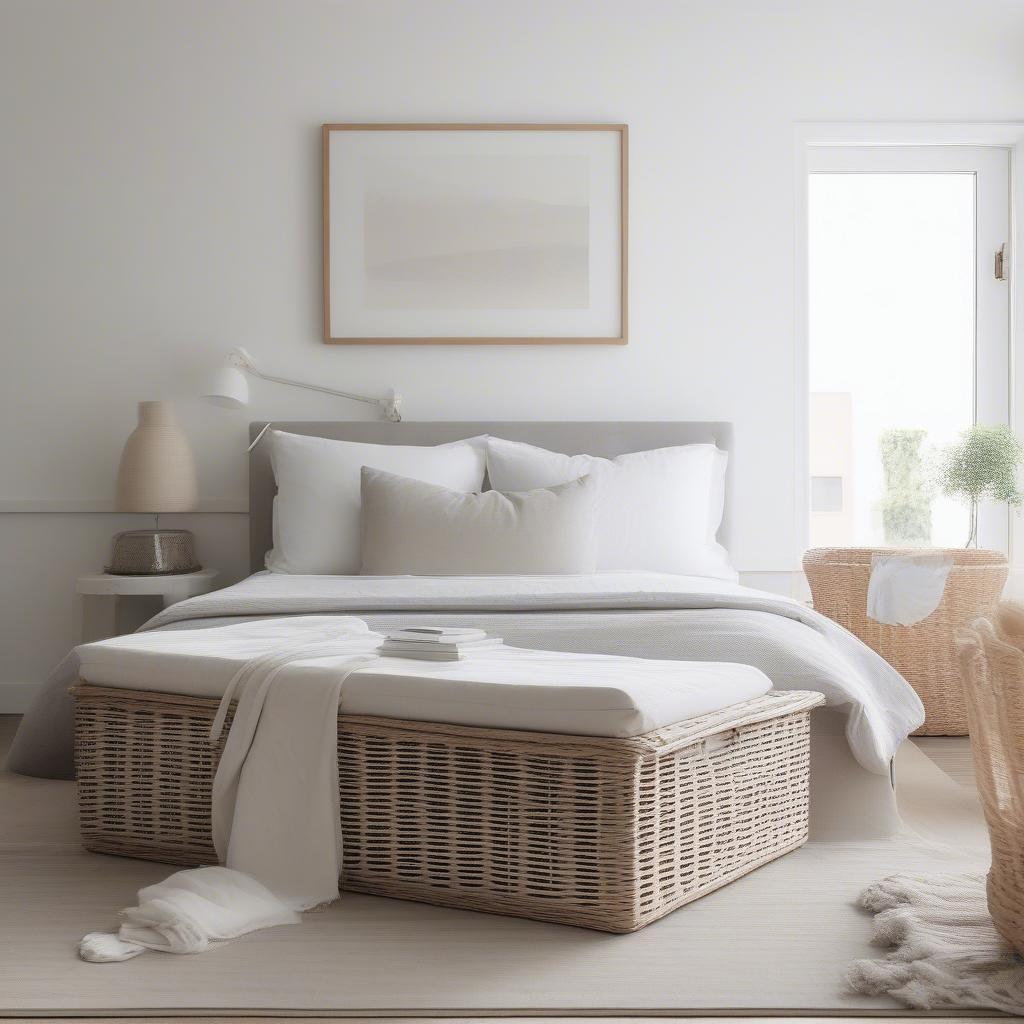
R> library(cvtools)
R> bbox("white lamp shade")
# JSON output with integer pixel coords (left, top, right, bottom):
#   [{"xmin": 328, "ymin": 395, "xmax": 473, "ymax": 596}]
[
  {"xmin": 202, "ymin": 365, "xmax": 249, "ymax": 408},
  {"xmin": 116, "ymin": 401, "xmax": 199, "ymax": 514}
]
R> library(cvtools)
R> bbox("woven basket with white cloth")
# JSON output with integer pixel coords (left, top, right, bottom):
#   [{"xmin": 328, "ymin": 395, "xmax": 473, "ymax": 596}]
[{"xmin": 804, "ymin": 547, "xmax": 1008, "ymax": 735}]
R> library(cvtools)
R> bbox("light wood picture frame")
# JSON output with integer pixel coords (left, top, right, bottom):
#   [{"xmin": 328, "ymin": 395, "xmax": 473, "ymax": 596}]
[{"xmin": 322, "ymin": 123, "xmax": 628, "ymax": 345}]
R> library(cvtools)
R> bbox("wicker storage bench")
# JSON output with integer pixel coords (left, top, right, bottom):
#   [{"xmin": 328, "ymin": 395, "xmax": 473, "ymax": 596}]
[
  {"xmin": 804, "ymin": 547, "xmax": 1008, "ymax": 735},
  {"xmin": 73, "ymin": 683, "xmax": 823, "ymax": 933}
]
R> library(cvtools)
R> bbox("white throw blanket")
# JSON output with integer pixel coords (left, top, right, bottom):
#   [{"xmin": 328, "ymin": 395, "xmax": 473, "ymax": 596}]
[
  {"xmin": 846, "ymin": 873, "xmax": 1024, "ymax": 1013},
  {"xmin": 209, "ymin": 624, "xmax": 379, "ymax": 908}
]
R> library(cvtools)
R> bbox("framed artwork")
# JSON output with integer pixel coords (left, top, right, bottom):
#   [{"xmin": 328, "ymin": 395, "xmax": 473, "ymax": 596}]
[{"xmin": 322, "ymin": 123, "xmax": 627, "ymax": 344}]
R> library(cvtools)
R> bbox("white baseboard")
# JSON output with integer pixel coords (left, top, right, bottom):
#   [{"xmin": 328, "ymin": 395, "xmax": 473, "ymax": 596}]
[{"xmin": 0, "ymin": 682, "xmax": 39, "ymax": 714}]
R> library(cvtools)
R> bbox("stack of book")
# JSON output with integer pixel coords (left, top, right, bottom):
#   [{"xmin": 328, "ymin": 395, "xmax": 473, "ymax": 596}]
[{"xmin": 379, "ymin": 626, "xmax": 503, "ymax": 661}]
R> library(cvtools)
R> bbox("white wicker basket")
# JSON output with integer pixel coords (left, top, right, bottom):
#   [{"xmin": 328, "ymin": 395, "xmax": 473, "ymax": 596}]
[{"xmin": 74, "ymin": 683, "xmax": 823, "ymax": 933}]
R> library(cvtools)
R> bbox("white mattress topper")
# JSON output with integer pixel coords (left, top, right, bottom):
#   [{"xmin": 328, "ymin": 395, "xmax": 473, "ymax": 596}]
[{"xmin": 77, "ymin": 615, "xmax": 772, "ymax": 738}]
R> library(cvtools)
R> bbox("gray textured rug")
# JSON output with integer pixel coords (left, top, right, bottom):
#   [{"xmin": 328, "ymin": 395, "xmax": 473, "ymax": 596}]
[{"xmin": 848, "ymin": 872, "xmax": 1024, "ymax": 1014}]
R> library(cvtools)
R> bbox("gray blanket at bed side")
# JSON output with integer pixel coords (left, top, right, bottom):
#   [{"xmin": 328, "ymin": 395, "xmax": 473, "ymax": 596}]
[
  {"xmin": 7, "ymin": 651, "xmax": 80, "ymax": 779},
  {"xmin": 5, "ymin": 619, "xmax": 224, "ymax": 780}
]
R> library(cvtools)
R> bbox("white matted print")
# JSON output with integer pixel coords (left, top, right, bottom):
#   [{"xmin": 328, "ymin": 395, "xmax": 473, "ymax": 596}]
[{"xmin": 323, "ymin": 125, "xmax": 627, "ymax": 344}]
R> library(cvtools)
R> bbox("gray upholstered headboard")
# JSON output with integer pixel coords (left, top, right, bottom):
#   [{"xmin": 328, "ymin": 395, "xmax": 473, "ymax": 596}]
[{"xmin": 248, "ymin": 421, "xmax": 734, "ymax": 573}]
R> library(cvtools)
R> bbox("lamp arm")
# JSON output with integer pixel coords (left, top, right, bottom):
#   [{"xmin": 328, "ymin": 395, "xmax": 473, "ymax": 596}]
[
  {"xmin": 250, "ymin": 366, "xmax": 401, "ymax": 416},
  {"xmin": 230, "ymin": 348, "xmax": 402, "ymax": 423}
]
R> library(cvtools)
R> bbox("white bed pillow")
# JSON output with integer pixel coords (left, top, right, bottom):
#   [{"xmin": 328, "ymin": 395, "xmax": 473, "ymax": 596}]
[
  {"xmin": 360, "ymin": 467, "xmax": 598, "ymax": 575},
  {"xmin": 267, "ymin": 430, "xmax": 487, "ymax": 574},
  {"xmin": 485, "ymin": 437, "xmax": 735, "ymax": 580}
]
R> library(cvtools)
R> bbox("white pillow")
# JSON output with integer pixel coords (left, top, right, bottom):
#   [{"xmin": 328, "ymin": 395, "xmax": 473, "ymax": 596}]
[
  {"xmin": 267, "ymin": 430, "xmax": 487, "ymax": 574},
  {"xmin": 485, "ymin": 437, "xmax": 735, "ymax": 580},
  {"xmin": 360, "ymin": 467, "xmax": 598, "ymax": 575}
]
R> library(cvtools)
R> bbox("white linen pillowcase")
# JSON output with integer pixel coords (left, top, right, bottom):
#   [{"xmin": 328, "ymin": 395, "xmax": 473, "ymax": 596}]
[
  {"xmin": 267, "ymin": 430, "xmax": 487, "ymax": 574},
  {"xmin": 485, "ymin": 437, "xmax": 735, "ymax": 581},
  {"xmin": 359, "ymin": 467, "xmax": 598, "ymax": 576}
]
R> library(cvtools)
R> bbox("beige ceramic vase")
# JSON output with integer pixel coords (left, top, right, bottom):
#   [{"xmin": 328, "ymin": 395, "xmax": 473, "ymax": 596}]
[{"xmin": 115, "ymin": 400, "xmax": 198, "ymax": 514}]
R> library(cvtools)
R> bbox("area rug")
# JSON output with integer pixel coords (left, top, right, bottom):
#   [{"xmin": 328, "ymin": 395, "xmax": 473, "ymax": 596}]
[{"xmin": 847, "ymin": 872, "xmax": 1024, "ymax": 1014}]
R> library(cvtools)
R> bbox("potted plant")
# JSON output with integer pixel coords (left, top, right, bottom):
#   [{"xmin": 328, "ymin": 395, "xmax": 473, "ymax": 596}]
[{"xmin": 936, "ymin": 424, "xmax": 1023, "ymax": 547}]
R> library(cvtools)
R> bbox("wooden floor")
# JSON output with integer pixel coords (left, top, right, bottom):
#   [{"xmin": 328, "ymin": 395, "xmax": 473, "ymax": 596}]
[
  {"xmin": 0, "ymin": 717, "xmax": 992, "ymax": 1022},
  {"xmin": 0, "ymin": 1017, "xmax": 1005, "ymax": 1023},
  {"xmin": 914, "ymin": 736, "xmax": 976, "ymax": 790}
]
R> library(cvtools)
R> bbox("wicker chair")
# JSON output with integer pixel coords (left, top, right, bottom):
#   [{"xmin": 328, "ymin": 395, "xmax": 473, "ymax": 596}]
[
  {"xmin": 804, "ymin": 547, "xmax": 1008, "ymax": 735},
  {"xmin": 957, "ymin": 604, "xmax": 1024, "ymax": 955}
]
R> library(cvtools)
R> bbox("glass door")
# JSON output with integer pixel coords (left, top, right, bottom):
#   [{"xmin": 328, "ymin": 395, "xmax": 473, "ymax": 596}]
[{"xmin": 807, "ymin": 146, "xmax": 1009, "ymax": 551}]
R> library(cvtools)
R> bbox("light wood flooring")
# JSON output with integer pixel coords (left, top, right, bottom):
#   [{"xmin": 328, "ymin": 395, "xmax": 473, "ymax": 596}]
[{"xmin": 0, "ymin": 718, "xmax": 992, "ymax": 1022}]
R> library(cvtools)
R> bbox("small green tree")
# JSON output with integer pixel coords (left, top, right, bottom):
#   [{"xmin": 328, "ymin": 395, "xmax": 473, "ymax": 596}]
[
  {"xmin": 936, "ymin": 424, "xmax": 1024, "ymax": 547},
  {"xmin": 879, "ymin": 429, "xmax": 932, "ymax": 546}
]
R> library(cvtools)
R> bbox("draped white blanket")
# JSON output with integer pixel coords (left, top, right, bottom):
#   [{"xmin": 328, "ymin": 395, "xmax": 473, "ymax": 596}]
[{"xmin": 209, "ymin": 622, "xmax": 380, "ymax": 909}]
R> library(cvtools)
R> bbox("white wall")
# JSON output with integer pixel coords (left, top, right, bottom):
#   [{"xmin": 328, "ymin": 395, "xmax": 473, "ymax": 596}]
[{"xmin": 3, "ymin": 0, "xmax": 1024, "ymax": 701}]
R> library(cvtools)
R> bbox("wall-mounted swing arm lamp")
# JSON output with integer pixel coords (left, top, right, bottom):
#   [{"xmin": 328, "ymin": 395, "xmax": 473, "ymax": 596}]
[{"xmin": 201, "ymin": 347, "xmax": 402, "ymax": 451}]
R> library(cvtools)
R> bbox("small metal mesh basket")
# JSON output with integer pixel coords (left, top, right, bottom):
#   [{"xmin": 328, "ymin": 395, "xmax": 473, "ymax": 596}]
[{"xmin": 106, "ymin": 529, "xmax": 201, "ymax": 575}]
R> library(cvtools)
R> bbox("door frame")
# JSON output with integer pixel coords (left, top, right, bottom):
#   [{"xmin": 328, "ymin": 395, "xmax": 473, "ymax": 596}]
[{"xmin": 794, "ymin": 123, "xmax": 1024, "ymax": 579}]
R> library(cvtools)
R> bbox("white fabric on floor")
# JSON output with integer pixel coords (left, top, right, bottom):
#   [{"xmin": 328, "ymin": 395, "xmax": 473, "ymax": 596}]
[
  {"xmin": 80, "ymin": 867, "xmax": 300, "ymax": 962},
  {"xmin": 847, "ymin": 872, "xmax": 1024, "ymax": 1013},
  {"xmin": 79, "ymin": 932, "xmax": 145, "ymax": 962}
]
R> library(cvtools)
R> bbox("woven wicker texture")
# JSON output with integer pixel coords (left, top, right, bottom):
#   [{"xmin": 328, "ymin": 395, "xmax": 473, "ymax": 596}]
[
  {"xmin": 957, "ymin": 604, "xmax": 1024, "ymax": 956},
  {"xmin": 804, "ymin": 547, "xmax": 1008, "ymax": 736},
  {"xmin": 73, "ymin": 684, "xmax": 822, "ymax": 933}
]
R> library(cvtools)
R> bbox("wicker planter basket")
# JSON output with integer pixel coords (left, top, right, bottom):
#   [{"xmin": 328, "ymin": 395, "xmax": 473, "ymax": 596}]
[
  {"xmin": 73, "ymin": 683, "xmax": 822, "ymax": 934},
  {"xmin": 804, "ymin": 547, "xmax": 1008, "ymax": 736},
  {"xmin": 957, "ymin": 607, "xmax": 1024, "ymax": 956}
]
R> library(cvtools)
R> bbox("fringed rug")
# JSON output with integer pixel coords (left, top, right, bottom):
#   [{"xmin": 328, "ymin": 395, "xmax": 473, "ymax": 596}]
[{"xmin": 847, "ymin": 872, "xmax": 1024, "ymax": 1013}]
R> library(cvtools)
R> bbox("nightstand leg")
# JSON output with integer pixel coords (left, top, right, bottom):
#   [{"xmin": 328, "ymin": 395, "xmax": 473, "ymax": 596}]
[
  {"xmin": 81, "ymin": 594, "xmax": 163, "ymax": 642},
  {"xmin": 81, "ymin": 595, "xmax": 118, "ymax": 643}
]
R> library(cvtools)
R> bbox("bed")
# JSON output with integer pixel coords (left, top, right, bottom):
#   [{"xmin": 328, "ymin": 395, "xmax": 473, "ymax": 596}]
[{"xmin": 9, "ymin": 421, "xmax": 920, "ymax": 840}]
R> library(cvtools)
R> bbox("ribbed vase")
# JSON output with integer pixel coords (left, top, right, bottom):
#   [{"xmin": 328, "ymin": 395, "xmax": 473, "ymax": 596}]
[{"xmin": 116, "ymin": 401, "xmax": 198, "ymax": 513}]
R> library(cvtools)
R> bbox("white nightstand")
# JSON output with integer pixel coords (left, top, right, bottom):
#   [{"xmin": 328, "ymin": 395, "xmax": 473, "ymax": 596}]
[{"xmin": 77, "ymin": 569, "xmax": 220, "ymax": 642}]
